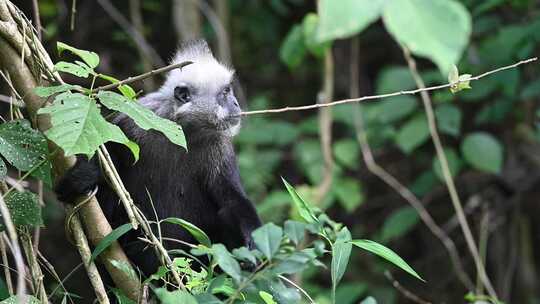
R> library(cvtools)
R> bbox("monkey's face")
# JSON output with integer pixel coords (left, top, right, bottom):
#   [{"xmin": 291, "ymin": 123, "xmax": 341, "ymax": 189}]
[{"xmin": 162, "ymin": 59, "xmax": 241, "ymax": 137}]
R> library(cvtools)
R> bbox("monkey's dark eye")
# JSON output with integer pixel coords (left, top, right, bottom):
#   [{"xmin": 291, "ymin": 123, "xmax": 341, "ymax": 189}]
[
  {"xmin": 222, "ymin": 86, "xmax": 231, "ymax": 95},
  {"xmin": 174, "ymin": 86, "xmax": 191, "ymax": 103}
]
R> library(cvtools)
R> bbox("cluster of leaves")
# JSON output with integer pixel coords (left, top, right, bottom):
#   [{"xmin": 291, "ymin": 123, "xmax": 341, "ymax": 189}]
[
  {"xmin": 96, "ymin": 179, "xmax": 421, "ymax": 304},
  {"xmin": 35, "ymin": 42, "xmax": 186, "ymax": 160}
]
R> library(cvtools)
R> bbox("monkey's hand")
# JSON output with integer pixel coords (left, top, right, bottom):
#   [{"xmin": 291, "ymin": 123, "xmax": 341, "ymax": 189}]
[{"xmin": 55, "ymin": 157, "xmax": 100, "ymax": 203}]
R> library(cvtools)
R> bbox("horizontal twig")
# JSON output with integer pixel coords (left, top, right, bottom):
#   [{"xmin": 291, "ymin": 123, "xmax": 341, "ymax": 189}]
[
  {"xmin": 240, "ymin": 57, "xmax": 537, "ymax": 116},
  {"xmin": 91, "ymin": 61, "xmax": 192, "ymax": 93}
]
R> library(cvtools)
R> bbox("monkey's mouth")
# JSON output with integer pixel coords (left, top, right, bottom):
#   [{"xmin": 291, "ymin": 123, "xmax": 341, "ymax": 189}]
[{"xmin": 215, "ymin": 115, "xmax": 240, "ymax": 131}]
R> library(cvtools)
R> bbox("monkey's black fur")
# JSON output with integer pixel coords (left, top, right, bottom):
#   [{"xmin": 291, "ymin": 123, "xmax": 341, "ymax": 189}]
[{"xmin": 56, "ymin": 40, "xmax": 262, "ymax": 277}]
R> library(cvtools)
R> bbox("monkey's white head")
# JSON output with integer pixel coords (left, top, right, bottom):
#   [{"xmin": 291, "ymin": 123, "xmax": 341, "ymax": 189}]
[{"xmin": 158, "ymin": 40, "xmax": 241, "ymax": 137}]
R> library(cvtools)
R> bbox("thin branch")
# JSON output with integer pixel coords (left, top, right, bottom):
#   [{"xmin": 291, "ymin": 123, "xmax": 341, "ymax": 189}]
[
  {"xmin": 31, "ymin": 0, "xmax": 40, "ymax": 41},
  {"xmin": 97, "ymin": 0, "xmax": 165, "ymax": 68},
  {"xmin": 0, "ymin": 233, "xmax": 13, "ymax": 294},
  {"xmin": 385, "ymin": 271, "xmax": 432, "ymax": 304},
  {"xmin": 314, "ymin": 47, "xmax": 334, "ymax": 203},
  {"xmin": 240, "ymin": 57, "xmax": 537, "ymax": 116},
  {"xmin": 279, "ymin": 275, "xmax": 315, "ymax": 304},
  {"xmin": 20, "ymin": 228, "xmax": 48, "ymax": 303},
  {"xmin": 349, "ymin": 39, "xmax": 474, "ymax": 290},
  {"xmin": 128, "ymin": 0, "xmax": 155, "ymax": 91},
  {"xmin": 91, "ymin": 61, "xmax": 192, "ymax": 93},
  {"xmin": 0, "ymin": 193, "xmax": 26, "ymax": 300},
  {"xmin": 402, "ymin": 46, "xmax": 498, "ymax": 300}
]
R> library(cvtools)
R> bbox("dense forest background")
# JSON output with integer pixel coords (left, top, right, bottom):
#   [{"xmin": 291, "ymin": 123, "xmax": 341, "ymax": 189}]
[{"xmin": 1, "ymin": 0, "xmax": 540, "ymax": 303}]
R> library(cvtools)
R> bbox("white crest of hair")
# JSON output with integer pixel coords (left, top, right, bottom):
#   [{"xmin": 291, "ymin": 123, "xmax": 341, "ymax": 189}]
[{"xmin": 159, "ymin": 40, "xmax": 234, "ymax": 98}]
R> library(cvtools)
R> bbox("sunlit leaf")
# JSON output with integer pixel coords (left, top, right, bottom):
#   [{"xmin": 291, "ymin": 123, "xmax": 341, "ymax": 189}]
[
  {"xmin": 89, "ymin": 223, "xmax": 133, "ymax": 263},
  {"xmin": 57, "ymin": 41, "xmax": 100, "ymax": 69},
  {"xmin": 211, "ymin": 244, "xmax": 242, "ymax": 283},
  {"xmin": 0, "ymin": 120, "xmax": 52, "ymax": 187},
  {"xmin": 383, "ymin": 0, "xmax": 471, "ymax": 74},
  {"xmin": 350, "ymin": 239, "xmax": 423, "ymax": 281},
  {"xmin": 38, "ymin": 92, "xmax": 139, "ymax": 159},
  {"xmin": 259, "ymin": 291, "xmax": 277, "ymax": 304},
  {"xmin": 163, "ymin": 217, "xmax": 211, "ymax": 247},
  {"xmin": 252, "ymin": 223, "xmax": 283, "ymax": 260},
  {"xmin": 317, "ymin": 0, "xmax": 384, "ymax": 42},
  {"xmin": 1, "ymin": 191, "xmax": 42, "ymax": 230},
  {"xmin": 97, "ymin": 91, "xmax": 186, "ymax": 149},
  {"xmin": 331, "ymin": 227, "xmax": 352, "ymax": 301},
  {"xmin": 281, "ymin": 178, "xmax": 319, "ymax": 224}
]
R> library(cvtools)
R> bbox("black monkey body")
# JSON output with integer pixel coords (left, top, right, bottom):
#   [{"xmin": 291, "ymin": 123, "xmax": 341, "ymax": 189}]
[{"xmin": 56, "ymin": 40, "xmax": 262, "ymax": 276}]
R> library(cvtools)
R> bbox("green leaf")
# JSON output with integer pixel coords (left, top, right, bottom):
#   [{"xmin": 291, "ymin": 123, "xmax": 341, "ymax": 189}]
[
  {"xmin": 97, "ymin": 91, "xmax": 186, "ymax": 149},
  {"xmin": 232, "ymin": 247, "xmax": 257, "ymax": 265},
  {"xmin": 252, "ymin": 223, "xmax": 283, "ymax": 260},
  {"xmin": 280, "ymin": 24, "xmax": 307, "ymax": 69},
  {"xmin": 461, "ymin": 132, "xmax": 503, "ymax": 174},
  {"xmin": 89, "ymin": 223, "xmax": 133, "ymax": 263},
  {"xmin": 109, "ymin": 259, "xmax": 138, "ymax": 280},
  {"xmin": 350, "ymin": 239, "xmax": 423, "ymax": 281},
  {"xmin": 395, "ymin": 114, "xmax": 430, "ymax": 154},
  {"xmin": 317, "ymin": 0, "xmax": 384, "ymax": 42},
  {"xmin": 54, "ymin": 61, "xmax": 91, "ymax": 78},
  {"xmin": 98, "ymin": 74, "xmax": 137, "ymax": 99},
  {"xmin": 333, "ymin": 139, "xmax": 359, "ymax": 169},
  {"xmin": 432, "ymin": 148, "xmax": 462, "ymax": 181},
  {"xmin": 259, "ymin": 291, "xmax": 277, "ymax": 304},
  {"xmin": 0, "ymin": 295, "xmax": 41, "ymax": 304},
  {"xmin": 194, "ymin": 293, "xmax": 223, "ymax": 304},
  {"xmin": 302, "ymin": 13, "xmax": 330, "ymax": 57},
  {"xmin": 284, "ymin": 220, "xmax": 307, "ymax": 245},
  {"xmin": 371, "ymin": 96, "xmax": 418, "ymax": 124},
  {"xmin": 272, "ymin": 251, "xmax": 313, "ymax": 275},
  {"xmin": 37, "ymin": 92, "xmax": 138, "ymax": 159},
  {"xmin": 334, "ymin": 178, "xmax": 364, "ymax": 212},
  {"xmin": 331, "ymin": 227, "xmax": 352, "ymax": 301},
  {"xmin": 154, "ymin": 288, "xmax": 197, "ymax": 304},
  {"xmin": 0, "ymin": 120, "xmax": 52, "ymax": 187},
  {"xmin": 211, "ymin": 244, "xmax": 242, "ymax": 283},
  {"xmin": 34, "ymin": 84, "xmax": 80, "ymax": 97},
  {"xmin": 57, "ymin": 41, "xmax": 100, "ymax": 69},
  {"xmin": 383, "ymin": 0, "xmax": 471, "ymax": 74},
  {"xmin": 1, "ymin": 191, "xmax": 42, "ymax": 230},
  {"xmin": 162, "ymin": 217, "xmax": 211, "ymax": 247},
  {"xmin": 380, "ymin": 207, "xmax": 420, "ymax": 242},
  {"xmin": 0, "ymin": 158, "xmax": 5, "ymax": 180},
  {"xmin": 360, "ymin": 297, "xmax": 378, "ymax": 304},
  {"xmin": 435, "ymin": 104, "xmax": 462, "ymax": 137},
  {"xmin": 281, "ymin": 178, "xmax": 319, "ymax": 224}
]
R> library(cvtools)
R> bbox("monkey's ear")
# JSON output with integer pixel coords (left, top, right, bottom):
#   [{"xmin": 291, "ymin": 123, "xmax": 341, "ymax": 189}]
[{"xmin": 173, "ymin": 39, "xmax": 212, "ymax": 63}]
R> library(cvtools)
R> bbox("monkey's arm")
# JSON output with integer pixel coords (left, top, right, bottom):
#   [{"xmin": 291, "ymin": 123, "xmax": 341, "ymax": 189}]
[
  {"xmin": 209, "ymin": 158, "xmax": 262, "ymax": 248},
  {"xmin": 55, "ymin": 155, "xmax": 101, "ymax": 203}
]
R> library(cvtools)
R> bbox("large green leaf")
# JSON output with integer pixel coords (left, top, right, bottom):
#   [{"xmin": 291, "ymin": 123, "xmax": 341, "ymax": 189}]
[
  {"xmin": 97, "ymin": 91, "xmax": 186, "ymax": 149},
  {"xmin": 380, "ymin": 207, "xmax": 420, "ymax": 243},
  {"xmin": 154, "ymin": 289, "xmax": 198, "ymax": 304},
  {"xmin": 395, "ymin": 114, "xmax": 430, "ymax": 154},
  {"xmin": 211, "ymin": 244, "xmax": 242, "ymax": 283},
  {"xmin": 334, "ymin": 178, "xmax": 364, "ymax": 212},
  {"xmin": 0, "ymin": 120, "xmax": 52, "ymax": 187},
  {"xmin": 284, "ymin": 220, "xmax": 307, "ymax": 245},
  {"xmin": 163, "ymin": 217, "xmax": 211, "ymax": 247},
  {"xmin": 1, "ymin": 191, "xmax": 42, "ymax": 230},
  {"xmin": 57, "ymin": 41, "xmax": 100, "ymax": 69},
  {"xmin": 350, "ymin": 239, "xmax": 423, "ymax": 281},
  {"xmin": 280, "ymin": 24, "xmax": 306, "ymax": 69},
  {"xmin": 252, "ymin": 223, "xmax": 283, "ymax": 260},
  {"xmin": 317, "ymin": 0, "xmax": 385, "ymax": 42},
  {"xmin": 281, "ymin": 178, "xmax": 319, "ymax": 224},
  {"xmin": 0, "ymin": 295, "xmax": 41, "ymax": 304},
  {"xmin": 54, "ymin": 61, "xmax": 91, "ymax": 78},
  {"xmin": 383, "ymin": 0, "xmax": 471, "ymax": 74},
  {"xmin": 89, "ymin": 223, "xmax": 133, "ymax": 263},
  {"xmin": 461, "ymin": 132, "xmax": 503, "ymax": 174},
  {"xmin": 34, "ymin": 84, "xmax": 81, "ymax": 97},
  {"xmin": 37, "ymin": 92, "xmax": 138, "ymax": 159},
  {"xmin": 331, "ymin": 227, "xmax": 352, "ymax": 302},
  {"xmin": 435, "ymin": 104, "xmax": 462, "ymax": 137}
]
